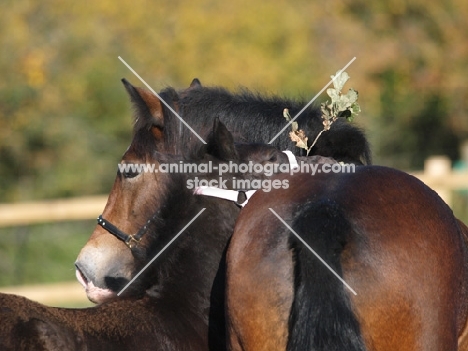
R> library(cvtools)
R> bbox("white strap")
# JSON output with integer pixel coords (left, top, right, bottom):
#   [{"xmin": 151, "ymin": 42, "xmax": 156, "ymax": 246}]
[
  {"xmin": 194, "ymin": 187, "xmax": 256, "ymax": 207},
  {"xmin": 282, "ymin": 150, "xmax": 299, "ymax": 170},
  {"xmin": 194, "ymin": 150, "xmax": 299, "ymax": 207},
  {"xmin": 193, "ymin": 187, "xmax": 239, "ymax": 202}
]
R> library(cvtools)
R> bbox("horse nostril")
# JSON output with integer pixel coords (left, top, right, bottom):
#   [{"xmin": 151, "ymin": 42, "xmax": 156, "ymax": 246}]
[
  {"xmin": 104, "ymin": 276, "xmax": 129, "ymax": 292},
  {"xmin": 75, "ymin": 263, "xmax": 90, "ymax": 288},
  {"xmin": 75, "ymin": 244, "xmax": 135, "ymax": 296}
]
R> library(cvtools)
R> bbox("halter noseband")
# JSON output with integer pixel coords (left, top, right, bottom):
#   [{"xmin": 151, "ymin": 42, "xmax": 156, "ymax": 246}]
[{"xmin": 96, "ymin": 215, "xmax": 154, "ymax": 249}]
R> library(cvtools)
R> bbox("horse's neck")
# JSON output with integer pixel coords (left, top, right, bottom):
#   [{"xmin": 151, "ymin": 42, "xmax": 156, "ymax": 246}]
[
  {"xmin": 154, "ymin": 195, "xmax": 240, "ymax": 292},
  {"xmin": 178, "ymin": 90, "xmax": 318, "ymax": 152}
]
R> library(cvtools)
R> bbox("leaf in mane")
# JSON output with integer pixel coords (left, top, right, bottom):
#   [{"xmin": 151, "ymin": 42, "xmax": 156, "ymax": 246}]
[
  {"xmin": 331, "ymin": 71, "xmax": 350, "ymax": 92},
  {"xmin": 289, "ymin": 129, "xmax": 308, "ymax": 150},
  {"xmin": 284, "ymin": 108, "xmax": 299, "ymax": 132},
  {"xmin": 285, "ymin": 71, "xmax": 360, "ymax": 154}
]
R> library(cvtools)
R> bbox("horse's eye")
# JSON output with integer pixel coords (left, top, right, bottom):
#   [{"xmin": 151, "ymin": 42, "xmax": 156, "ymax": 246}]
[
  {"xmin": 123, "ymin": 170, "xmax": 140, "ymax": 179},
  {"xmin": 118, "ymin": 163, "xmax": 141, "ymax": 179},
  {"xmin": 269, "ymin": 154, "xmax": 277, "ymax": 162}
]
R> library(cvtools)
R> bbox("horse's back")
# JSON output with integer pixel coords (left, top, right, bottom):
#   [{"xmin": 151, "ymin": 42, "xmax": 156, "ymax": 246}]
[
  {"xmin": 227, "ymin": 166, "xmax": 468, "ymax": 351},
  {"xmin": 455, "ymin": 219, "xmax": 468, "ymax": 350},
  {"xmin": 340, "ymin": 167, "xmax": 466, "ymax": 350}
]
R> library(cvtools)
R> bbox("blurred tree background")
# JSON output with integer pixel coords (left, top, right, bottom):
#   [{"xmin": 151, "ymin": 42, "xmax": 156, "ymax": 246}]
[
  {"xmin": 1, "ymin": 0, "xmax": 468, "ymax": 293},
  {"xmin": 1, "ymin": 0, "xmax": 467, "ymax": 202},
  {"xmin": 0, "ymin": 0, "xmax": 468, "ymax": 202}
]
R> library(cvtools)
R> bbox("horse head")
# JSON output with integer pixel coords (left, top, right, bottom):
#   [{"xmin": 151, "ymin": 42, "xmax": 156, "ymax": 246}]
[{"xmin": 74, "ymin": 101, "xmax": 289, "ymax": 304}]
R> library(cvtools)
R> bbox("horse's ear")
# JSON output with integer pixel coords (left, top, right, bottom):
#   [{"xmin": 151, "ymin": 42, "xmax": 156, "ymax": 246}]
[
  {"xmin": 207, "ymin": 118, "xmax": 239, "ymax": 161},
  {"xmin": 121, "ymin": 78, "xmax": 164, "ymax": 130},
  {"xmin": 189, "ymin": 78, "xmax": 202, "ymax": 88}
]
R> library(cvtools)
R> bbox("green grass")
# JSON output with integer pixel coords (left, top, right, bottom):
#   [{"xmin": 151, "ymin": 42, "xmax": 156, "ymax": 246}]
[{"xmin": 0, "ymin": 220, "xmax": 94, "ymax": 287}]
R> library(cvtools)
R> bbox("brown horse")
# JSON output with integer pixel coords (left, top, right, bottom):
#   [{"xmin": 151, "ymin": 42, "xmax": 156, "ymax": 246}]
[
  {"xmin": 0, "ymin": 77, "xmax": 369, "ymax": 350},
  {"xmin": 225, "ymin": 167, "xmax": 468, "ymax": 350}
]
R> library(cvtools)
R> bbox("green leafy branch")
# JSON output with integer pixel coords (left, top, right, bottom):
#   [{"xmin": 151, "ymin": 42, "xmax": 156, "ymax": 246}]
[{"xmin": 285, "ymin": 70, "xmax": 360, "ymax": 155}]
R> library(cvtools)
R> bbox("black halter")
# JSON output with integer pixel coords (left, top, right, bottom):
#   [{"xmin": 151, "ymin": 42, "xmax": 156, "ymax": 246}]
[{"xmin": 97, "ymin": 215, "xmax": 154, "ymax": 249}]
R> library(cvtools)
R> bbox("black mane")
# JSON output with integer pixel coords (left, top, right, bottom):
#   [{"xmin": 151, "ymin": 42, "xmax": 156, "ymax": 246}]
[{"xmin": 137, "ymin": 84, "xmax": 371, "ymax": 164}]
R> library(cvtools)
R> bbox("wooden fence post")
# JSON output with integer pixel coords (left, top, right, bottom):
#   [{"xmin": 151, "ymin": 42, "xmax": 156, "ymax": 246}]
[{"xmin": 423, "ymin": 156, "xmax": 452, "ymax": 206}]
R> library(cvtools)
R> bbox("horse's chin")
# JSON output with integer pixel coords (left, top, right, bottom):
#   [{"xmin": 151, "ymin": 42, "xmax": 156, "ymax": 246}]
[{"xmin": 75, "ymin": 269, "xmax": 117, "ymax": 304}]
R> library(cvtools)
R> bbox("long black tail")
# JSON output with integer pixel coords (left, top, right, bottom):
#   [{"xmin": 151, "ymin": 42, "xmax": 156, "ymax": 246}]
[{"xmin": 286, "ymin": 199, "xmax": 367, "ymax": 351}]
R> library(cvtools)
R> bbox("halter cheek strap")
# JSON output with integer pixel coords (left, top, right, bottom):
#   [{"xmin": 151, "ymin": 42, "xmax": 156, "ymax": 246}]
[{"xmin": 194, "ymin": 150, "xmax": 298, "ymax": 207}]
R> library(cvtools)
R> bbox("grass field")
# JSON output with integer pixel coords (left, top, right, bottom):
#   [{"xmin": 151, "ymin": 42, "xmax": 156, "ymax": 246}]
[{"xmin": 0, "ymin": 220, "xmax": 94, "ymax": 287}]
